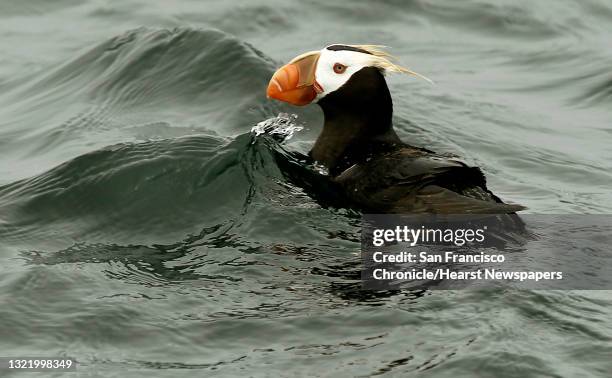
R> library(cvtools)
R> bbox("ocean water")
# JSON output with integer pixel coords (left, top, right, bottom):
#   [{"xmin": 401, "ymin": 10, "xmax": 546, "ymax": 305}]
[{"xmin": 0, "ymin": 1, "xmax": 611, "ymax": 377}]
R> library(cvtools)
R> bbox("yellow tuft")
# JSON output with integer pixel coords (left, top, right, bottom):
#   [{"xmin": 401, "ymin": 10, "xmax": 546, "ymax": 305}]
[{"xmin": 349, "ymin": 44, "xmax": 434, "ymax": 84}]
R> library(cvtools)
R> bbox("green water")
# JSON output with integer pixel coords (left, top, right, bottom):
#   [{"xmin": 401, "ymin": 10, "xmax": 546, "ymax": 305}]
[{"xmin": 0, "ymin": 1, "xmax": 611, "ymax": 377}]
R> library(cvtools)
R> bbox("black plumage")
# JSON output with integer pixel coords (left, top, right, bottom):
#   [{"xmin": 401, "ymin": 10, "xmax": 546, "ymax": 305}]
[{"xmin": 309, "ymin": 67, "xmax": 524, "ymax": 215}]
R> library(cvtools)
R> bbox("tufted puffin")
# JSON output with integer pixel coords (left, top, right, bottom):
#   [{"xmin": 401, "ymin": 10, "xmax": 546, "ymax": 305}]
[{"xmin": 266, "ymin": 44, "xmax": 524, "ymax": 214}]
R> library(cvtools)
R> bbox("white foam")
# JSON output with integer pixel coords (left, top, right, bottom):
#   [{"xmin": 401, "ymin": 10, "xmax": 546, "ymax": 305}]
[{"xmin": 251, "ymin": 113, "xmax": 303, "ymax": 143}]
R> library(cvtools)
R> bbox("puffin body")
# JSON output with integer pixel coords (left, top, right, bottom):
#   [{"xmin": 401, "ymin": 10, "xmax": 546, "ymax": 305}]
[{"xmin": 267, "ymin": 45, "xmax": 524, "ymax": 214}]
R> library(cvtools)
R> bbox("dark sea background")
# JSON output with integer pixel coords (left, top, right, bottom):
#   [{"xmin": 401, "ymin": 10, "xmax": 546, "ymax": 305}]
[{"xmin": 1, "ymin": 1, "xmax": 611, "ymax": 377}]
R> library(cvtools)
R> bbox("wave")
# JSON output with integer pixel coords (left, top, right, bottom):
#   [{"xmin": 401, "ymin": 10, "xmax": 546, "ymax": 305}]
[
  {"xmin": 0, "ymin": 132, "xmax": 293, "ymax": 243},
  {"xmin": 0, "ymin": 0, "xmax": 81, "ymax": 17},
  {"xmin": 576, "ymin": 72, "xmax": 612, "ymax": 106},
  {"xmin": 315, "ymin": 0, "xmax": 593, "ymax": 39},
  {"xmin": 0, "ymin": 27, "xmax": 296, "ymax": 184},
  {"xmin": 3, "ymin": 27, "xmax": 276, "ymax": 114}
]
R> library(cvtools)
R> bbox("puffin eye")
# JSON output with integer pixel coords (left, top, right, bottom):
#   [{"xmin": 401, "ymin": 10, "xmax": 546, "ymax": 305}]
[{"xmin": 333, "ymin": 63, "xmax": 347, "ymax": 74}]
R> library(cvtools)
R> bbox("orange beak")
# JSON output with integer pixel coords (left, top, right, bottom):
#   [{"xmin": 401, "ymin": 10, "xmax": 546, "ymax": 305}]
[{"xmin": 266, "ymin": 52, "xmax": 321, "ymax": 106}]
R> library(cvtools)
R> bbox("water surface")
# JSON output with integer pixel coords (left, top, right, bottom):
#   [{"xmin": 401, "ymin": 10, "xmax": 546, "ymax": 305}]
[{"xmin": 1, "ymin": 1, "xmax": 611, "ymax": 377}]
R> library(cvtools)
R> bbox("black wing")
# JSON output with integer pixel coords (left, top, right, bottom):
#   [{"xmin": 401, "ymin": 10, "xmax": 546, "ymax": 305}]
[{"xmin": 334, "ymin": 148, "xmax": 525, "ymax": 214}]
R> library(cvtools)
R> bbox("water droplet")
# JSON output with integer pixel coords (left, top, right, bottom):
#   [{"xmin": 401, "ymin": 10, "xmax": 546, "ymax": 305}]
[{"xmin": 251, "ymin": 113, "xmax": 304, "ymax": 143}]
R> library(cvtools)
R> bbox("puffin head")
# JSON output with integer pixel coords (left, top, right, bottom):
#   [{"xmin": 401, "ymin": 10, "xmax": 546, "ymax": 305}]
[{"xmin": 266, "ymin": 44, "xmax": 430, "ymax": 106}]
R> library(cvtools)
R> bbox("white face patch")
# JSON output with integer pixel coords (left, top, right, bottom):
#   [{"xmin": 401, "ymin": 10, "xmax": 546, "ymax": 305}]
[{"xmin": 314, "ymin": 48, "xmax": 383, "ymax": 101}]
